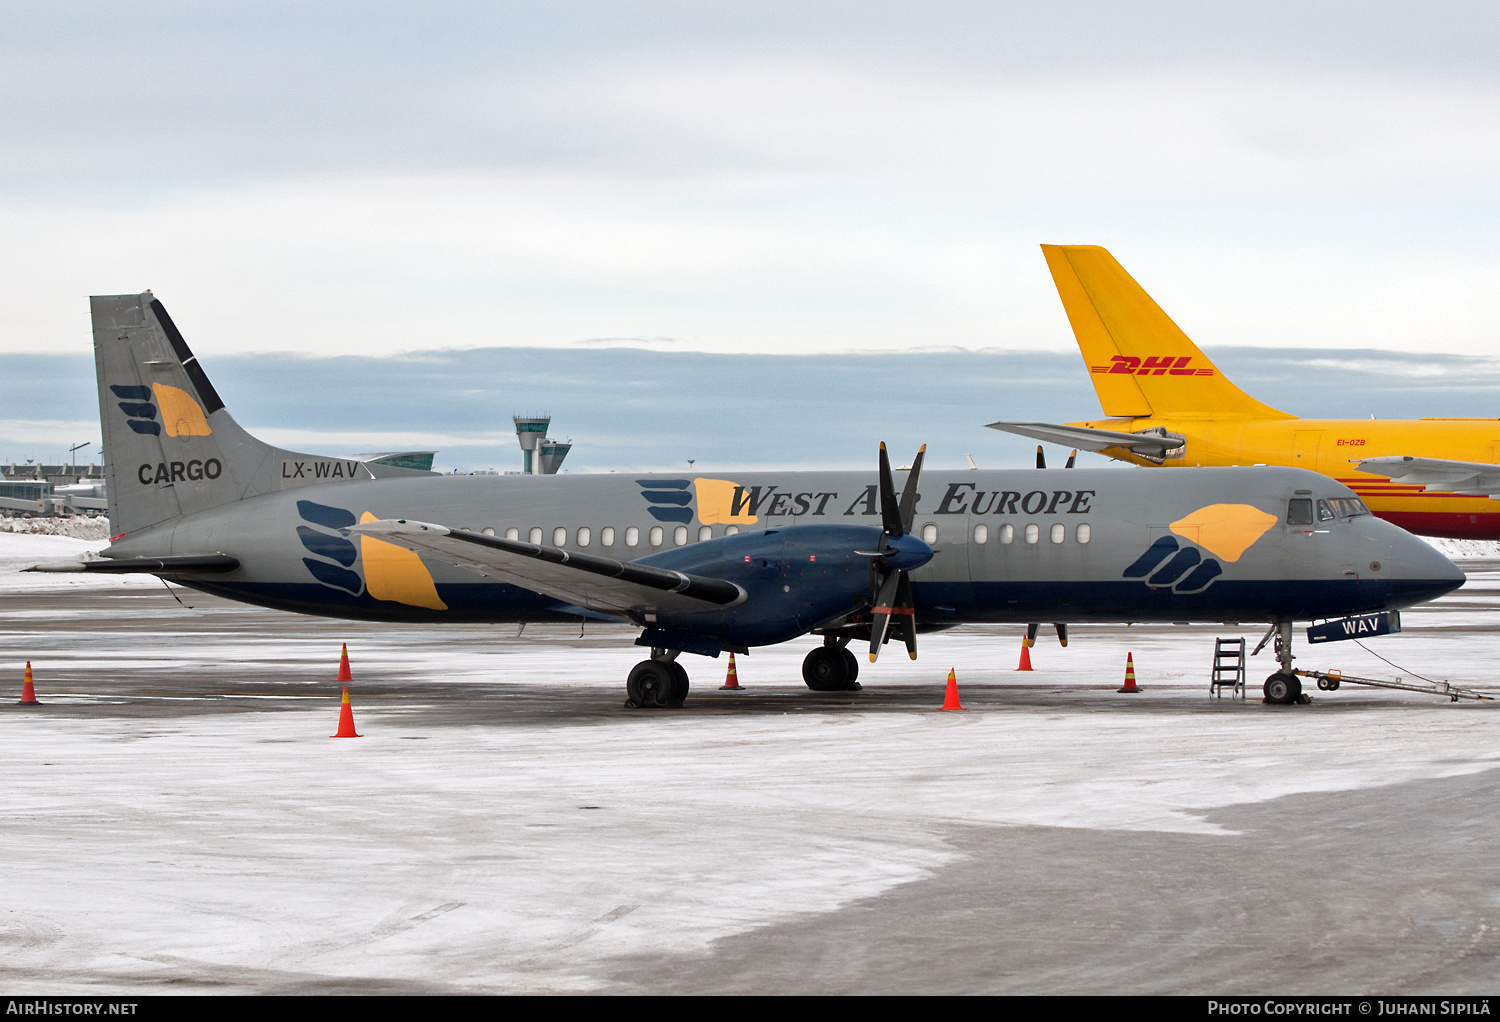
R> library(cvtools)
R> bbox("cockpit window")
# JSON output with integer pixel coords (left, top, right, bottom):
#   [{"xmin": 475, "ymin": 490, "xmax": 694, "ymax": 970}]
[
  {"xmin": 1316, "ymin": 499, "xmax": 1337, "ymax": 522},
  {"xmin": 1287, "ymin": 498, "xmax": 1314, "ymax": 525},
  {"xmin": 1336, "ymin": 498, "xmax": 1370, "ymax": 518}
]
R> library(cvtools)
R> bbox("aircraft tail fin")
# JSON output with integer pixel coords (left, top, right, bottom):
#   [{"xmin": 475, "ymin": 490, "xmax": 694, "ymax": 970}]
[
  {"xmin": 1040, "ymin": 245, "xmax": 1293, "ymax": 421},
  {"xmin": 92, "ymin": 293, "xmax": 379, "ymax": 539}
]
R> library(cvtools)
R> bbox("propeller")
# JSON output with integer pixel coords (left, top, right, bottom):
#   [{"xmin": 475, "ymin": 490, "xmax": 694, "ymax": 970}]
[
  {"xmin": 1036, "ymin": 445, "xmax": 1046, "ymax": 470},
  {"xmin": 867, "ymin": 443, "xmax": 932, "ymax": 663},
  {"xmin": 1065, "ymin": 448, "xmax": 1077, "ymax": 469}
]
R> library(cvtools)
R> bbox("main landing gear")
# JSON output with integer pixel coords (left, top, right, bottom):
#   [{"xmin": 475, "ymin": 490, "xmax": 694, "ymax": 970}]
[
  {"xmin": 802, "ymin": 639, "xmax": 861, "ymax": 692},
  {"xmin": 626, "ymin": 649, "xmax": 689, "ymax": 709},
  {"xmin": 1257, "ymin": 619, "xmax": 1307, "ymax": 706}
]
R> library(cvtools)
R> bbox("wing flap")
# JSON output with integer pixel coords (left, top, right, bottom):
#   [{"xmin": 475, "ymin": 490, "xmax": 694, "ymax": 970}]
[{"xmin": 349, "ymin": 519, "xmax": 745, "ymax": 616}]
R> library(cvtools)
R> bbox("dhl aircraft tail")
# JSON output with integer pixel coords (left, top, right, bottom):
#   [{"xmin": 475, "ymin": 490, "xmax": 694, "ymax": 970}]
[{"xmin": 1041, "ymin": 245, "xmax": 1294, "ymax": 421}]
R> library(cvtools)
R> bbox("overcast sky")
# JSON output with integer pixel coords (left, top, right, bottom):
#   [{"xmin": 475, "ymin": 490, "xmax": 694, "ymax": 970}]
[{"xmin": 2, "ymin": 1, "xmax": 1499, "ymax": 362}]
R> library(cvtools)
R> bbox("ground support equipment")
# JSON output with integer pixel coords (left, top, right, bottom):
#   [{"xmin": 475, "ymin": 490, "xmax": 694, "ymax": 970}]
[{"xmin": 1294, "ymin": 669, "xmax": 1494, "ymax": 703}]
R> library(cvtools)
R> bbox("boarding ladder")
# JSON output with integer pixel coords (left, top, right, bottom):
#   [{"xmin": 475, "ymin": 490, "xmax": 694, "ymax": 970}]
[{"xmin": 1210, "ymin": 637, "xmax": 1246, "ymax": 699}]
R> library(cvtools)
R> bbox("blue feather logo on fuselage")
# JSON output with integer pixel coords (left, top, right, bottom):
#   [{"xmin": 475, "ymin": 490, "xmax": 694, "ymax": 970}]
[
  {"xmin": 296, "ymin": 499, "xmax": 363, "ymax": 595},
  {"xmin": 637, "ymin": 479, "xmax": 694, "ymax": 524},
  {"xmin": 1122, "ymin": 535, "xmax": 1223, "ymax": 594}
]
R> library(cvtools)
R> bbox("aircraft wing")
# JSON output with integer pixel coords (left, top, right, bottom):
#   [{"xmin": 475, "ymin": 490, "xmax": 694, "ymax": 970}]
[
  {"xmin": 1356, "ymin": 456, "xmax": 1500, "ymax": 497},
  {"xmin": 350, "ymin": 519, "xmax": 746, "ymax": 617},
  {"xmin": 984, "ymin": 420, "xmax": 1181, "ymax": 454}
]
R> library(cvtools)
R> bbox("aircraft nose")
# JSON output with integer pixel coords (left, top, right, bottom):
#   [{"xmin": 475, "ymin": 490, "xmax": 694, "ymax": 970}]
[{"xmin": 1387, "ymin": 532, "xmax": 1465, "ymax": 607}]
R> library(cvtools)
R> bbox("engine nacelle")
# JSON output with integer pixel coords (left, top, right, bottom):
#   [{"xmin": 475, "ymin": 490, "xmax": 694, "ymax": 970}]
[{"xmin": 634, "ymin": 523, "xmax": 931, "ymax": 648}]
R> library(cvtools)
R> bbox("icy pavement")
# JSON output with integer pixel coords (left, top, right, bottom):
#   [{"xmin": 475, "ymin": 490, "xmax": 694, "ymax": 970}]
[{"xmin": 1, "ymin": 533, "xmax": 1499, "ymax": 992}]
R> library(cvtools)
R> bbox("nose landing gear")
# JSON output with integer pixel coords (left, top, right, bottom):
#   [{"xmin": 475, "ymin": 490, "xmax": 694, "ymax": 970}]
[{"xmin": 1257, "ymin": 619, "xmax": 1309, "ymax": 705}]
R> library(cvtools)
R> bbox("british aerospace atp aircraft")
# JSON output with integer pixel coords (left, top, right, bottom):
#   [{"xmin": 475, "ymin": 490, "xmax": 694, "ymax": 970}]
[{"xmin": 28, "ymin": 293, "xmax": 1465, "ymax": 706}]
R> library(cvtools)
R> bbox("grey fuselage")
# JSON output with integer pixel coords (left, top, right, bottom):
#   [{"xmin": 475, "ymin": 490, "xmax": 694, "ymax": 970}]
[{"xmin": 113, "ymin": 465, "xmax": 1463, "ymax": 639}]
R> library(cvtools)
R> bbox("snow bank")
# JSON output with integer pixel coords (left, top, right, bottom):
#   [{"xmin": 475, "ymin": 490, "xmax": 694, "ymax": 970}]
[{"xmin": 0, "ymin": 516, "xmax": 111, "ymax": 540}]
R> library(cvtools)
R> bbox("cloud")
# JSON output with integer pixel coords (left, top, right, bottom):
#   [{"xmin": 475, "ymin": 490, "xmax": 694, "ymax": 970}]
[{"xmin": 1, "ymin": 2, "xmax": 1499, "ymax": 364}]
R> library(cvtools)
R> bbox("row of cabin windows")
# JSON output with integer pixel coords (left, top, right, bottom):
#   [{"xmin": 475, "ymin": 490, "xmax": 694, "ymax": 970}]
[
  {"xmin": 965, "ymin": 522, "xmax": 1091, "ymax": 546},
  {"xmin": 471, "ymin": 524, "xmax": 744, "ymax": 548},
  {"xmin": 466, "ymin": 521, "xmax": 1092, "ymax": 549}
]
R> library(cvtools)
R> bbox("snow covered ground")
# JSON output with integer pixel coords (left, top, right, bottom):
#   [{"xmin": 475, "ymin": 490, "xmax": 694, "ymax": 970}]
[{"xmin": 1, "ymin": 531, "xmax": 1498, "ymax": 992}]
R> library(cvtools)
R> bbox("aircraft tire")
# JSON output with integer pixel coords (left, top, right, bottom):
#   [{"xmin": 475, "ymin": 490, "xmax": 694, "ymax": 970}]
[
  {"xmin": 1263, "ymin": 671, "xmax": 1300, "ymax": 705},
  {"xmin": 627, "ymin": 660, "xmax": 675, "ymax": 708},
  {"xmin": 840, "ymin": 648, "xmax": 862, "ymax": 691},
  {"xmin": 666, "ymin": 661, "xmax": 689, "ymax": 708},
  {"xmin": 802, "ymin": 646, "xmax": 850, "ymax": 691}
]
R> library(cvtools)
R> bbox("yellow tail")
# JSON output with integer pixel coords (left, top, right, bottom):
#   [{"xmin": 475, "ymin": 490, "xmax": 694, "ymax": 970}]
[{"xmin": 1042, "ymin": 245, "xmax": 1293, "ymax": 421}]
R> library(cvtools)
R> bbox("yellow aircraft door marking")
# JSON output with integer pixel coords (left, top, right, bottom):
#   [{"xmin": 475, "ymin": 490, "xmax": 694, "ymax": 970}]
[
  {"xmin": 1170, "ymin": 504, "xmax": 1279, "ymax": 562},
  {"xmin": 358, "ymin": 511, "xmax": 448, "ymax": 610}
]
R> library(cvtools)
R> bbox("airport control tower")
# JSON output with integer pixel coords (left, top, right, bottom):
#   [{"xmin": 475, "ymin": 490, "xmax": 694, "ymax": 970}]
[{"xmin": 513, "ymin": 414, "xmax": 572, "ymax": 474}]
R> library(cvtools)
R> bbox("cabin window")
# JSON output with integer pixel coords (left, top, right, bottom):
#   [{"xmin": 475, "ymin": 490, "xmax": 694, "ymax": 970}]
[
  {"xmin": 1024, "ymin": 523, "xmax": 1040, "ymax": 544},
  {"xmin": 577, "ymin": 527, "xmax": 591, "ymax": 547},
  {"xmin": 725, "ymin": 525, "xmax": 740, "ymax": 536},
  {"xmin": 999, "ymin": 523, "xmax": 1014, "ymax": 545},
  {"xmin": 698, "ymin": 525, "xmax": 713, "ymax": 542},
  {"xmin": 1316, "ymin": 499, "xmax": 1336, "ymax": 523},
  {"xmin": 649, "ymin": 526, "xmax": 664, "ymax": 547},
  {"xmin": 1287, "ymin": 499, "xmax": 1314, "ymax": 526},
  {"xmin": 601, "ymin": 526, "xmax": 615, "ymax": 546},
  {"xmin": 553, "ymin": 527, "xmax": 567, "ymax": 546},
  {"xmin": 973, "ymin": 524, "xmax": 988, "ymax": 545},
  {"xmin": 481, "ymin": 527, "xmax": 495, "ymax": 537},
  {"xmin": 528, "ymin": 527, "xmax": 543, "ymax": 544},
  {"xmin": 624, "ymin": 526, "xmax": 639, "ymax": 547},
  {"xmin": 673, "ymin": 526, "xmax": 688, "ymax": 546},
  {"xmin": 1050, "ymin": 523, "xmax": 1065, "ymax": 544},
  {"xmin": 1076, "ymin": 523, "xmax": 1091, "ymax": 544},
  {"xmin": 504, "ymin": 527, "xmax": 519, "ymax": 540},
  {"xmin": 921, "ymin": 523, "xmax": 938, "ymax": 543}
]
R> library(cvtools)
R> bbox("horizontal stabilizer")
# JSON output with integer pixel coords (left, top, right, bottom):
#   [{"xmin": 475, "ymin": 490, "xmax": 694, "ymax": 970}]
[
  {"xmin": 1356, "ymin": 455, "xmax": 1500, "ymax": 498},
  {"xmin": 25, "ymin": 554, "xmax": 240, "ymax": 574},
  {"xmin": 350, "ymin": 519, "xmax": 745, "ymax": 616},
  {"xmin": 984, "ymin": 420, "xmax": 1181, "ymax": 455}
]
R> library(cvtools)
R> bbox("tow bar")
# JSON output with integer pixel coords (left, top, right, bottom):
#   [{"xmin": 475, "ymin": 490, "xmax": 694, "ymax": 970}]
[{"xmin": 1294, "ymin": 668, "xmax": 1494, "ymax": 703}]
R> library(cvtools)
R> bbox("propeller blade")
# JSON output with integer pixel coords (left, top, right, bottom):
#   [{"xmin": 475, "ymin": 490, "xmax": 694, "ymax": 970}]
[
  {"xmin": 1036, "ymin": 445, "xmax": 1046, "ymax": 470},
  {"xmin": 868, "ymin": 569, "xmax": 902, "ymax": 662},
  {"xmin": 896, "ymin": 572, "xmax": 918, "ymax": 660},
  {"xmin": 1065, "ymin": 449, "xmax": 1077, "ymax": 469},
  {"xmin": 896, "ymin": 444, "xmax": 926, "ymax": 536},
  {"xmin": 878, "ymin": 442, "xmax": 903, "ymax": 537}
]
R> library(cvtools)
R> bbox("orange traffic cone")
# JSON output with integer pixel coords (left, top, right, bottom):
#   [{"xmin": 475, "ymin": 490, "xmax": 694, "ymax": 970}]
[
  {"xmin": 721, "ymin": 652, "xmax": 743, "ymax": 690},
  {"xmin": 332, "ymin": 686, "xmax": 361, "ymax": 738},
  {"xmin": 941, "ymin": 668, "xmax": 963, "ymax": 710},
  {"xmin": 1016, "ymin": 638, "xmax": 1033, "ymax": 671},
  {"xmin": 332, "ymin": 645, "xmax": 361, "ymax": 737},
  {"xmin": 18, "ymin": 661, "xmax": 40, "ymax": 705},
  {"xmin": 1117, "ymin": 652, "xmax": 1141, "ymax": 693}
]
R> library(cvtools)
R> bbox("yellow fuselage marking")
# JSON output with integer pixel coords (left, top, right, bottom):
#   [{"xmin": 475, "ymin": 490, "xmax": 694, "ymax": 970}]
[
  {"xmin": 1169, "ymin": 503, "xmax": 1279, "ymax": 562},
  {"xmin": 358, "ymin": 511, "xmax": 448, "ymax": 610}
]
